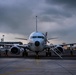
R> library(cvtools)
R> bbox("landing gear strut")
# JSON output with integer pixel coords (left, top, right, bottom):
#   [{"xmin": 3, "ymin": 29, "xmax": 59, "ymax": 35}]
[
  {"xmin": 35, "ymin": 51, "xmax": 39, "ymax": 58},
  {"xmin": 22, "ymin": 50, "xmax": 28, "ymax": 57},
  {"xmin": 46, "ymin": 48, "xmax": 51, "ymax": 57}
]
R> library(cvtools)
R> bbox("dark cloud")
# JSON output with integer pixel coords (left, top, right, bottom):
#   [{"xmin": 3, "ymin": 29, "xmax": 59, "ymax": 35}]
[
  {"xmin": 47, "ymin": 24, "xmax": 76, "ymax": 44},
  {"xmin": 39, "ymin": 0, "xmax": 76, "ymax": 23},
  {"xmin": 45, "ymin": 0, "xmax": 76, "ymax": 15},
  {"xmin": 39, "ymin": 7, "xmax": 72, "ymax": 22},
  {"xmin": 0, "ymin": 0, "xmax": 34, "ymax": 35},
  {"xmin": 46, "ymin": 0, "xmax": 76, "ymax": 7},
  {"xmin": 39, "ymin": 16, "xmax": 54, "ymax": 22},
  {"xmin": 44, "ymin": 8, "xmax": 71, "ymax": 18},
  {"xmin": 0, "ymin": 0, "xmax": 76, "ymax": 44}
]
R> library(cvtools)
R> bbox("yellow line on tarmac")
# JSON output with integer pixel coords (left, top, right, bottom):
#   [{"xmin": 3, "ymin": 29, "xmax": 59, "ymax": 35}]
[{"xmin": 35, "ymin": 59, "xmax": 41, "ymax": 66}]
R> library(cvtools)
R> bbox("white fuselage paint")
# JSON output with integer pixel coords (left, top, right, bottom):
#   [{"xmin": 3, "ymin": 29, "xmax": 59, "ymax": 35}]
[{"xmin": 28, "ymin": 32, "xmax": 46, "ymax": 52}]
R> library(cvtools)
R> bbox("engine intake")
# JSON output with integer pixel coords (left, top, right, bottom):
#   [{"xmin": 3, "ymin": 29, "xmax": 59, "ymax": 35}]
[{"xmin": 11, "ymin": 46, "xmax": 20, "ymax": 54}]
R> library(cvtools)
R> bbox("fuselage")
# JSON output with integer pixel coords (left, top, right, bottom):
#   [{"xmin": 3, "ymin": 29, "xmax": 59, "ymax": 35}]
[{"xmin": 28, "ymin": 32, "xmax": 46, "ymax": 52}]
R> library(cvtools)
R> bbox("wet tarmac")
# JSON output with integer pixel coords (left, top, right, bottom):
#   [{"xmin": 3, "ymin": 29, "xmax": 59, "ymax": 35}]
[
  {"xmin": 0, "ymin": 50, "xmax": 76, "ymax": 75},
  {"xmin": 0, "ymin": 57, "xmax": 76, "ymax": 75}
]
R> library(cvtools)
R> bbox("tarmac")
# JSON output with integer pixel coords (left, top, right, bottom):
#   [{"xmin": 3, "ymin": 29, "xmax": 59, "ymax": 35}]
[
  {"xmin": 0, "ymin": 56, "xmax": 76, "ymax": 75},
  {"xmin": 0, "ymin": 50, "xmax": 76, "ymax": 75}
]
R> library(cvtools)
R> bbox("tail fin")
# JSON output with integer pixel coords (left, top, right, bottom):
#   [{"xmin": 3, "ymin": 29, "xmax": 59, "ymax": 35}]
[
  {"xmin": 45, "ymin": 32, "xmax": 48, "ymax": 43},
  {"xmin": 45, "ymin": 32, "xmax": 47, "ymax": 37},
  {"xmin": 36, "ymin": 16, "xmax": 38, "ymax": 32}
]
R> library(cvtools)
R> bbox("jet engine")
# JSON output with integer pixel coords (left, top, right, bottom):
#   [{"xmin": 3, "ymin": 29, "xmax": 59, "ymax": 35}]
[
  {"xmin": 54, "ymin": 46, "xmax": 64, "ymax": 55},
  {"xmin": 10, "ymin": 46, "xmax": 20, "ymax": 55}
]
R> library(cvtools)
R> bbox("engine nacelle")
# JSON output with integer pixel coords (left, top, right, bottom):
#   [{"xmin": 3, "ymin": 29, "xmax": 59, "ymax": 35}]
[
  {"xmin": 54, "ymin": 46, "xmax": 64, "ymax": 55},
  {"xmin": 10, "ymin": 46, "xmax": 20, "ymax": 55}
]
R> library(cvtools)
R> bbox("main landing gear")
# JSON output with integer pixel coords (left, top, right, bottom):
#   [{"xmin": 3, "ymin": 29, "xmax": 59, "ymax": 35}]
[
  {"xmin": 46, "ymin": 48, "xmax": 51, "ymax": 57},
  {"xmin": 22, "ymin": 50, "xmax": 28, "ymax": 57}
]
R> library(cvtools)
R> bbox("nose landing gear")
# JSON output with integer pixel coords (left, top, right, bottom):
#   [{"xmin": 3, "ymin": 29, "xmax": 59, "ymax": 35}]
[{"xmin": 35, "ymin": 51, "xmax": 39, "ymax": 59}]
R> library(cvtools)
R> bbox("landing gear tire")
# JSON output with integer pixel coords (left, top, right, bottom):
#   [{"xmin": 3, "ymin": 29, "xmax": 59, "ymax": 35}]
[
  {"xmin": 46, "ymin": 52, "xmax": 51, "ymax": 57},
  {"xmin": 25, "ymin": 52, "xmax": 28, "ymax": 57},
  {"xmin": 46, "ymin": 52, "xmax": 48, "ymax": 57},
  {"xmin": 49, "ymin": 52, "xmax": 51, "ymax": 56},
  {"xmin": 36, "ymin": 55, "xmax": 39, "ymax": 59},
  {"xmin": 22, "ymin": 51, "xmax": 28, "ymax": 57},
  {"xmin": 35, "ymin": 51, "xmax": 39, "ymax": 59}
]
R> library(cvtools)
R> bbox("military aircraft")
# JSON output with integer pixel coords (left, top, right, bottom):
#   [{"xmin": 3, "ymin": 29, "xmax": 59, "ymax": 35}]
[
  {"xmin": 1, "ymin": 16, "xmax": 75, "ymax": 58},
  {"xmin": 2, "ymin": 16, "xmax": 63, "ymax": 58}
]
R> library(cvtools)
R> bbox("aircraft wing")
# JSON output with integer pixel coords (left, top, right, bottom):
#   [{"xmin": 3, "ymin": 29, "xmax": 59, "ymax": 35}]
[
  {"xmin": 48, "ymin": 37, "xmax": 58, "ymax": 40},
  {"xmin": 15, "ymin": 38, "xmax": 27, "ymax": 40},
  {"xmin": 47, "ymin": 43, "xmax": 76, "ymax": 58},
  {"xmin": 47, "ymin": 37, "xmax": 58, "ymax": 43},
  {"xmin": 0, "ymin": 43, "xmax": 28, "ymax": 49},
  {"xmin": 0, "ymin": 44, "xmax": 13, "ymax": 46},
  {"xmin": 60, "ymin": 43, "xmax": 76, "ymax": 47},
  {"xmin": 0, "ymin": 43, "xmax": 29, "ymax": 55},
  {"xmin": 16, "ymin": 44, "xmax": 28, "ymax": 48}
]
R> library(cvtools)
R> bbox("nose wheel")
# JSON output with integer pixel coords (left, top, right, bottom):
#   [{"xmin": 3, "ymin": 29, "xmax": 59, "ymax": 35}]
[{"xmin": 35, "ymin": 51, "xmax": 39, "ymax": 58}]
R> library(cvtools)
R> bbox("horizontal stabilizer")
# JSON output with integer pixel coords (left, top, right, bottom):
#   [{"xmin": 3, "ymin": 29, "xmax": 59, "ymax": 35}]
[
  {"xmin": 15, "ymin": 38, "xmax": 27, "ymax": 40},
  {"xmin": 48, "ymin": 37, "xmax": 58, "ymax": 40}
]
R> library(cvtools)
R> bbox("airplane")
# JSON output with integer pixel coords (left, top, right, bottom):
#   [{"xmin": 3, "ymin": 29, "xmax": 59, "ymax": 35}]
[{"xmin": 0, "ymin": 16, "xmax": 65, "ymax": 58}]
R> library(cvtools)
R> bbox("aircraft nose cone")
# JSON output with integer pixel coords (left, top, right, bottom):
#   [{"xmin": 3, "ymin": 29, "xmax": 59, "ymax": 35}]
[{"xmin": 35, "ymin": 41, "xmax": 40, "ymax": 46}]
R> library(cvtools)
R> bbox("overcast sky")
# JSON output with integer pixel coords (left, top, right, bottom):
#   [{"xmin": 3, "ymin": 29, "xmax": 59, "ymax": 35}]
[{"xmin": 0, "ymin": 0, "xmax": 76, "ymax": 44}]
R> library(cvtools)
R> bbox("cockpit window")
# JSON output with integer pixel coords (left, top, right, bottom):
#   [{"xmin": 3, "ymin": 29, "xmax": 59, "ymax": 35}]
[
  {"xmin": 31, "ymin": 36, "xmax": 37, "ymax": 38},
  {"xmin": 38, "ymin": 36, "xmax": 44, "ymax": 39},
  {"xmin": 31, "ymin": 36, "xmax": 44, "ymax": 39}
]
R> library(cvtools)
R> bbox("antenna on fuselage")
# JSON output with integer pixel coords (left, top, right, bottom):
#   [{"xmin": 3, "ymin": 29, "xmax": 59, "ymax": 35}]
[{"xmin": 36, "ymin": 16, "xmax": 38, "ymax": 32}]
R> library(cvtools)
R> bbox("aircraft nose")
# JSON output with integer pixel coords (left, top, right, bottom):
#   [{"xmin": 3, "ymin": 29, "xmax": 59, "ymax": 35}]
[{"xmin": 35, "ymin": 41, "xmax": 40, "ymax": 46}]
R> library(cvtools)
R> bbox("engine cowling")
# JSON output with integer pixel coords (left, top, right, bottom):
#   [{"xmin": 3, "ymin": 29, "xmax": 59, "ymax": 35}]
[
  {"xmin": 10, "ymin": 46, "xmax": 20, "ymax": 54},
  {"xmin": 54, "ymin": 46, "xmax": 64, "ymax": 55}
]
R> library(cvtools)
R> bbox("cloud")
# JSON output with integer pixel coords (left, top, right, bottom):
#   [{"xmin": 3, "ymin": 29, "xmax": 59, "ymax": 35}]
[
  {"xmin": 46, "ymin": 0, "xmax": 76, "ymax": 7},
  {"xmin": 46, "ymin": 0, "xmax": 76, "ymax": 14},
  {"xmin": 39, "ymin": 0, "xmax": 76, "ymax": 23},
  {"xmin": 0, "ymin": 0, "xmax": 38, "ymax": 35},
  {"xmin": 37, "ymin": 0, "xmax": 76, "ymax": 44},
  {"xmin": 39, "ymin": 7, "xmax": 72, "ymax": 23},
  {"xmin": 0, "ymin": 0, "xmax": 76, "ymax": 44}
]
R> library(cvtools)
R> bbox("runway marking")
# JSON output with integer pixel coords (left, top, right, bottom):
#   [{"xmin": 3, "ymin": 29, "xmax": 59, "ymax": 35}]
[
  {"xmin": 35, "ymin": 59, "xmax": 43, "ymax": 67},
  {"xmin": 35, "ymin": 59, "xmax": 40, "ymax": 65}
]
